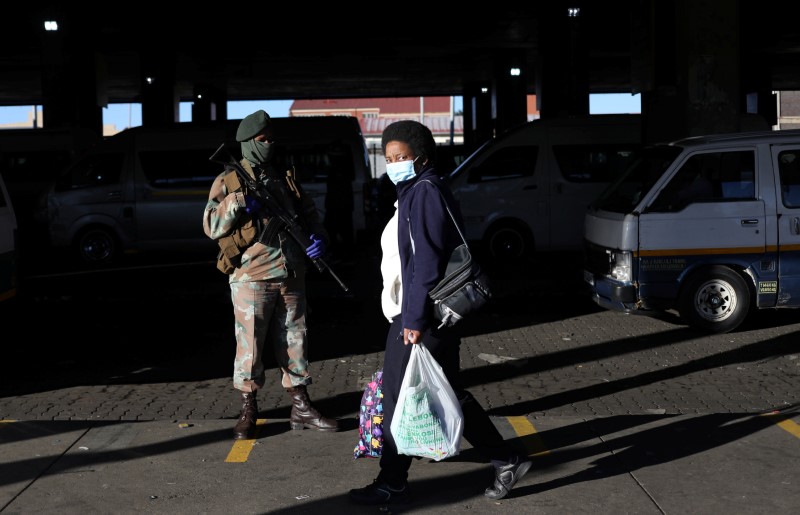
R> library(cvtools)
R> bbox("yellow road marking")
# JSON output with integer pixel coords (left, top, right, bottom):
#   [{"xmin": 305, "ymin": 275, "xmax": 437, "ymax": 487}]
[
  {"xmin": 225, "ymin": 419, "xmax": 267, "ymax": 463},
  {"xmin": 763, "ymin": 413, "xmax": 800, "ymax": 439},
  {"xmin": 0, "ymin": 420, "xmax": 17, "ymax": 424},
  {"xmin": 507, "ymin": 416, "xmax": 550, "ymax": 456}
]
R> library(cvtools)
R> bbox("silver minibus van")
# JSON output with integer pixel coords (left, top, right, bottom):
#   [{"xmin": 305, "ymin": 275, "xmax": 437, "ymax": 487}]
[
  {"xmin": 447, "ymin": 114, "xmax": 642, "ymax": 263},
  {"xmin": 38, "ymin": 117, "xmax": 372, "ymax": 265},
  {"xmin": 584, "ymin": 129, "xmax": 800, "ymax": 333}
]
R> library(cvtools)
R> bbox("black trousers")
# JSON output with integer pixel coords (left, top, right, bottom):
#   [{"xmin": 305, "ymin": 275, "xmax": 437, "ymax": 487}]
[{"xmin": 378, "ymin": 318, "xmax": 513, "ymax": 485}]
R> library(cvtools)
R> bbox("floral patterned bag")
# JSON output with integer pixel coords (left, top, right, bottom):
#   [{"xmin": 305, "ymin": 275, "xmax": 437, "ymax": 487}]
[{"xmin": 353, "ymin": 369, "xmax": 384, "ymax": 459}]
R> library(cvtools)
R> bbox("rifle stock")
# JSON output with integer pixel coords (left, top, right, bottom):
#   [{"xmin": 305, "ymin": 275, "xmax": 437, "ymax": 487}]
[{"xmin": 209, "ymin": 144, "xmax": 349, "ymax": 292}]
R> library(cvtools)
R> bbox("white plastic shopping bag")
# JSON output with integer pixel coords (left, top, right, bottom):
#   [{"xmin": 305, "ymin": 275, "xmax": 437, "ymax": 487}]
[{"xmin": 390, "ymin": 343, "xmax": 464, "ymax": 461}]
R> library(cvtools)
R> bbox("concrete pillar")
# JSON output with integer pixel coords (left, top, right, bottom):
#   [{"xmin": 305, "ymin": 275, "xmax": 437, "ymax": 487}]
[
  {"xmin": 40, "ymin": 17, "xmax": 103, "ymax": 136},
  {"xmin": 491, "ymin": 50, "xmax": 529, "ymax": 135},
  {"xmin": 141, "ymin": 52, "xmax": 178, "ymax": 127},
  {"xmin": 462, "ymin": 81, "xmax": 493, "ymax": 152},
  {"xmin": 536, "ymin": 4, "xmax": 589, "ymax": 119},
  {"xmin": 636, "ymin": 0, "xmax": 744, "ymax": 143},
  {"xmin": 192, "ymin": 83, "xmax": 227, "ymax": 123},
  {"xmin": 741, "ymin": 58, "xmax": 776, "ymax": 129}
]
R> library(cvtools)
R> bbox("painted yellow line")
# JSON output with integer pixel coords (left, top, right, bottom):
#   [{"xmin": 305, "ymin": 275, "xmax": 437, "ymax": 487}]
[
  {"xmin": 775, "ymin": 418, "xmax": 800, "ymax": 439},
  {"xmin": 0, "ymin": 420, "xmax": 17, "ymax": 424},
  {"xmin": 507, "ymin": 416, "xmax": 550, "ymax": 456},
  {"xmin": 763, "ymin": 413, "xmax": 800, "ymax": 439},
  {"xmin": 225, "ymin": 419, "xmax": 267, "ymax": 463}
]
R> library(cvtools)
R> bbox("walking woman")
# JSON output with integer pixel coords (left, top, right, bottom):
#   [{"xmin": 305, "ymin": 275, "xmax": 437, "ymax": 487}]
[{"xmin": 349, "ymin": 120, "xmax": 532, "ymax": 505}]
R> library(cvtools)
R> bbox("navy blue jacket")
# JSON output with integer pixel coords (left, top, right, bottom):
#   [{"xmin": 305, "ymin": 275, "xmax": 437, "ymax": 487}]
[{"xmin": 396, "ymin": 166, "xmax": 465, "ymax": 332}]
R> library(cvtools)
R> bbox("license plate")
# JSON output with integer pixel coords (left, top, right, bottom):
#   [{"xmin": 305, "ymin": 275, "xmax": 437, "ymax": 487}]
[{"xmin": 583, "ymin": 270, "xmax": 594, "ymax": 286}]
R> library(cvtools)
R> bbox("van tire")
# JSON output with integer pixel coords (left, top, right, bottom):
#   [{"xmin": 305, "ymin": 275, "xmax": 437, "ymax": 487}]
[
  {"xmin": 678, "ymin": 266, "xmax": 751, "ymax": 334},
  {"xmin": 484, "ymin": 221, "xmax": 533, "ymax": 263},
  {"xmin": 74, "ymin": 227, "xmax": 119, "ymax": 266}
]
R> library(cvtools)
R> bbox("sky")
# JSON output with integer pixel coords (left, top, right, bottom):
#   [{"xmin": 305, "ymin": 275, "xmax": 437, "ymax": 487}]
[{"xmin": 0, "ymin": 94, "xmax": 641, "ymax": 132}]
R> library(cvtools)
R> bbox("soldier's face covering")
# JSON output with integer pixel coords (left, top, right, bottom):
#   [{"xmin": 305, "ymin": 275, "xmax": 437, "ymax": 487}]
[{"xmin": 242, "ymin": 139, "xmax": 275, "ymax": 165}]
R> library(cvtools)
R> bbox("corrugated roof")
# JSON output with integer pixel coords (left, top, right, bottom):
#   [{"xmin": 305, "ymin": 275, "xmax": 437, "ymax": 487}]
[
  {"xmin": 291, "ymin": 97, "xmax": 455, "ymax": 114},
  {"xmin": 358, "ymin": 116, "xmax": 463, "ymax": 136},
  {"xmin": 290, "ymin": 96, "xmax": 464, "ymax": 137}
]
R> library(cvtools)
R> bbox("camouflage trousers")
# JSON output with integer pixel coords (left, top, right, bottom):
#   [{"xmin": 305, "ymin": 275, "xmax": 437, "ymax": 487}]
[{"xmin": 229, "ymin": 277, "xmax": 312, "ymax": 392}]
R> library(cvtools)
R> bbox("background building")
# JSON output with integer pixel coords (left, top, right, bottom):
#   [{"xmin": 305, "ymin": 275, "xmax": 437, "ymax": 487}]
[
  {"xmin": 291, "ymin": 96, "xmax": 540, "ymax": 177},
  {"xmin": 776, "ymin": 91, "xmax": 800, "ymax": 130}
]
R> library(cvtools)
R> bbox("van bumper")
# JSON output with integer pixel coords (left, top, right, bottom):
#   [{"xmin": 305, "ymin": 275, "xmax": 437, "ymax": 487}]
[{"xmin": 585, "ymin": 271, "xmax": 637, "ymax": 311}]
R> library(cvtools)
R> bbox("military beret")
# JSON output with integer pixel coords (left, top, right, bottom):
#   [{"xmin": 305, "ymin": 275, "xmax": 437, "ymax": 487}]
[{"xmin": 236, "ymin": 110, "xmax": 272, "ymax": 142}]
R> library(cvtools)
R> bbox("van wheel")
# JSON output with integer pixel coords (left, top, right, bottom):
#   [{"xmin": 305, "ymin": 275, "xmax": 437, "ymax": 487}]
[
  {"xmin": 678, "ymin": 266, "xmax": 750, "ymax": 334},
  {"xmin": 75, "ymin": 227, "xmax": 119, "ymax": 266},
  {"xmin": 484, "ymin": 222, "xmax": 533, "ymax": 263}
]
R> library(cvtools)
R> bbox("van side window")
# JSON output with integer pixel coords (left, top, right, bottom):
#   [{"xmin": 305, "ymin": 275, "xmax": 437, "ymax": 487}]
[
  {"xmin": 1, "ymin": 150, "xmax": 74, "ymax": 186},
  {"xmin": 778, "ymin": 150, "xmax": 800, "ymax": 208},
  {"xmin": 273, "ymin": 144, "xmax": 354, "ymax": 185},
  {"xmin": 139, "ymin": 149, "xmax": 219, "ymax": 189},
  {"xmin": 648, "ymin": 150, "xmax": 756, "ymax": 212},
  {"xmin": 467, "ymin": 145, "xmax": 537, "ymax": 183},
  {"xmin": 552, "ymin": 145, "xmax": 639, "ymax": 183},
  {"xmin": 717, "ymin": 151, "xmax": 756, "ymax": 199},
  {"xmin": 55, "ymin": 153, "xmax": 125, "ymax": 191}
]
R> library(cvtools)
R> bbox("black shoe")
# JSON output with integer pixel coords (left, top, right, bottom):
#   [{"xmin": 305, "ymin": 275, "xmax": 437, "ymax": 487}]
[
  {"xmin": 349, "ymin": 479, "xmax": 411, "ymax": 505},
  {"xmin": 484, "ymin": 455, "xmax": 532, "ymax": 500}
]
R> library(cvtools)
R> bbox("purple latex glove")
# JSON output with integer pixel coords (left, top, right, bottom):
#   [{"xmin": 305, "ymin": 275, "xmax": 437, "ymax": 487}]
[
  {"xmin": 306, "ymin": 234, "xmax": 325, "ymax": 259},
  {"xmin": 244, "ymin": 195, "xmax": 262, "ymax": 214}
]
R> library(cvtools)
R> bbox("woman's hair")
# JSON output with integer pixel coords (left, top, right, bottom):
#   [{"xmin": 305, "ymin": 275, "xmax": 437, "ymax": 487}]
[{"xmin": 381, "ymin": 120, "xmax": 436, "ymax": 162}]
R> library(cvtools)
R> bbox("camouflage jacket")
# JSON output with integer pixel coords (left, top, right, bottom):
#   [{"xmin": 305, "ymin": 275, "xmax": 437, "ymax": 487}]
[{"xmin": 202, "ymin": 159, "xmax": 327, "ymax": 283}]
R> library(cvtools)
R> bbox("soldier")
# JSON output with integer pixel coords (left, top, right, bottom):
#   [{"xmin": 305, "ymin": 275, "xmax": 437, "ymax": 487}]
[{"xmin": 203, "ymin": 110, "xmax": 338, "ymax": 439}]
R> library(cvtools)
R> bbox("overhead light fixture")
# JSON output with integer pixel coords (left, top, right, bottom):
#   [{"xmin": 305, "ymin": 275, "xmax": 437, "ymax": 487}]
[
  {"xmin": 510, "ymin": 67, "xmax": 521, "ymax": 77},
  {"xmin": 44, "ymin": 20, "xmax": 58, "ymax": 31},
  {"xmin": 568, "ymin": 7, "xmax": 580, "ymax": 17},
  {"xmin": 145, "ymin": 77, "xmax": 155, "ymax": 85},
  {"xmin": 481, "ymin": 87, "xmax": 489, "ymax": 94}
]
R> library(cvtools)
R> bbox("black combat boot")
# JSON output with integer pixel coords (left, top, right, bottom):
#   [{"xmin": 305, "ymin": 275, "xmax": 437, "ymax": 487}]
[
  {"xmin": 232, "ymin": 391, "xmax": 258, "ymax": 440},
  {"xmin": 286, "ymin": 385, "xmax": 339, "ymax": 432}
]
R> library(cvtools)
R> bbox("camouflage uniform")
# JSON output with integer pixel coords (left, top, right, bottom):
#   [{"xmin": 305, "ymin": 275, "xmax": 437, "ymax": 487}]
[{"xmin": 203, "ymin": 159, "xmax": 328, "ymax": 392}]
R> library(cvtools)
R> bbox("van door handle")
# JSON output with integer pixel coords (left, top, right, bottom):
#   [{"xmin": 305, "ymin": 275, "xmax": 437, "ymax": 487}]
[
  {"xmin": 740, "ymin": 219, "xmax": 759, "ymax": 226},
  {"xmin": 792, "ymin": 217, "xmax": 800, "ymax": 235},
  {"xmin": 107, "ymin": 191, "xmax": 122, "ymax": 200},
  {"xmin": 523, "ymin": 184, "xmax": 538, "ymax": 190}
]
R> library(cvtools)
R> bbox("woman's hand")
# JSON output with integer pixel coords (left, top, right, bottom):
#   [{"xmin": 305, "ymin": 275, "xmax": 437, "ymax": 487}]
[{"xmin": 404, "ymin": 328, "xmax": 422, "ymax": 345}]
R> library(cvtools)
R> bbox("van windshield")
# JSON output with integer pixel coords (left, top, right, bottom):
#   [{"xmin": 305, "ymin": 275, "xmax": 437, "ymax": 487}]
[
  {"xmin": 446, "ymin": 139, "xmax": 491, "ymax": 182},
  {"xmin": 589, "ymin": 145, "xmax": 681, "ymax": 213}
]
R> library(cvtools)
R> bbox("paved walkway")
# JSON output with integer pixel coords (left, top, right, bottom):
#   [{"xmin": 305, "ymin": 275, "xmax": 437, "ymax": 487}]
[{"xmin": 1, "ymin": 252, "xmax": 799, "ymax": 513}]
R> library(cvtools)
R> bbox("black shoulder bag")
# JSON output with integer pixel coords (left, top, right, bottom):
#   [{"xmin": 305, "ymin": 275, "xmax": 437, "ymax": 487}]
[{"xmin": 415, "ymin": 180, "xmax": 492, "ymax": 328}]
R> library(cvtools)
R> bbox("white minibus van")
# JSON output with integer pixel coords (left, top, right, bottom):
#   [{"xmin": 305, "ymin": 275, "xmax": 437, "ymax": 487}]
[
  {"xmin": 38, "ymin": 117, "xmax": 372, "ymax": 265},
  {"xmin": 584, "ymin": 129, "xmax": 800, "ymax": 333},
  {"xmin": 447, "ymin": 114, "xmax": 642, "ymax": 263}
]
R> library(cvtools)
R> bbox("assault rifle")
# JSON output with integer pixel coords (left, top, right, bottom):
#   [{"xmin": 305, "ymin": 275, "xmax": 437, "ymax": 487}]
[{"xmin": 209, "ymin": 143, "xmax": 349, "ymax": 292}]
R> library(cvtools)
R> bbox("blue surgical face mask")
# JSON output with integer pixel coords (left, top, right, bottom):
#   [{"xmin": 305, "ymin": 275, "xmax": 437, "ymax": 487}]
[{"xmin": 386, "ymin": 156, "xmax": 419, "ymax": 185}]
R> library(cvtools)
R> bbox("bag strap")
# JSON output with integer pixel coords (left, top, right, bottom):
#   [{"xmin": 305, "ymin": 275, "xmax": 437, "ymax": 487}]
[{"xmin": 415, "ymin": 179, "xmax": 468, "ymax": 248}]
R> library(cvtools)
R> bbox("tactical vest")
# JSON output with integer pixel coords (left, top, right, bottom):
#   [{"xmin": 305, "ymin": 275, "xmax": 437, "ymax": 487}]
[
  {"xmin": 215, "ymin": 169, "xmax": 254, "ymax": 273},
  {"xmin": 215, "ymin": 163, "xmax": 303, "ymax": 274}
]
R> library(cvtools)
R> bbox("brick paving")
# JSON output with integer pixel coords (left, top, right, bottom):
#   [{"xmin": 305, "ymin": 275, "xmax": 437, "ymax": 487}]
[{"xmin": 2, "ymin": 257, "xmax": 798, "ymax": 422}]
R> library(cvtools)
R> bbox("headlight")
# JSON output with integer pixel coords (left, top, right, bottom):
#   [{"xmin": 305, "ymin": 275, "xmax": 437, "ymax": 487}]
[{"xmin": 607, "ymin": 250, "xmax": 632, "ymax": 282}]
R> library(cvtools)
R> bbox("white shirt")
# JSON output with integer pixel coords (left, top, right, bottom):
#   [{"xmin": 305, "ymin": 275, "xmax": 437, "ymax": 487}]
[{"xmin": 380, "ymin": 201, "xmax": 402, "ymax": 322}]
